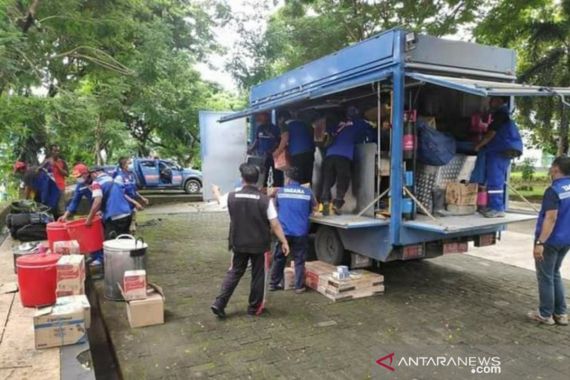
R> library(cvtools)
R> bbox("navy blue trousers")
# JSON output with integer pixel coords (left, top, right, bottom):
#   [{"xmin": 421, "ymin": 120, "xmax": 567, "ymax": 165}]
[{"xmin": 270, "ymin": 235, "xmax": 308, "ymax": 290}]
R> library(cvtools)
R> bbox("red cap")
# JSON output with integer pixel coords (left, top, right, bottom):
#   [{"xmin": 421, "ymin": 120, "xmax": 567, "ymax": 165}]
[
  {"xmin": 72, "ymin": 163, "xmax": 89, "ymax": 178},
  {"xmin": 13, "ymin": 161, "xmax": 27, "ymax": 173}
]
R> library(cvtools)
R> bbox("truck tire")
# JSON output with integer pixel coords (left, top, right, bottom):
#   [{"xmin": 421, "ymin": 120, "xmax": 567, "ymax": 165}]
[
  {"xmin": 184, "ymin": 179, "xmax": 201, "ymax": 194},
  {"xmin": 315, "ymin": 226, "xmax": 345, "ymax": 265}
]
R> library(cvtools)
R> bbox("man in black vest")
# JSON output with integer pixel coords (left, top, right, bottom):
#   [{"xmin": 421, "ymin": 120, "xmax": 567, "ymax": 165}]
[{"xmin": 211, "ymin": 163, "xmax": 290, "ymax": 318}]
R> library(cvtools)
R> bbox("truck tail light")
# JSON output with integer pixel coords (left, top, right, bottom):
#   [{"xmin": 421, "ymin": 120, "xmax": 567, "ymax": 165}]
[
  {"xmin": 474, "ymin": 233, "xmax": 496, "ymax": 247},
  {"xmin": 402, "ymin": 244, "xmax": 424, "ymax": 260},
  {"xmin": 443, "ymin": 242, "xmax": 468, "ymax": 254}
]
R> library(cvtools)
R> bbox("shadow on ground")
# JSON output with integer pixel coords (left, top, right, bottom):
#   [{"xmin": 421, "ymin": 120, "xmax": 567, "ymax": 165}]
[{"xmin": 94, "ymin": 212, "xmax": 570, "ymax": 380}]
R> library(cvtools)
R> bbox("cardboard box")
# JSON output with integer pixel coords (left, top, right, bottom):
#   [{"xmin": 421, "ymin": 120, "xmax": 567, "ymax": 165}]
[
  {"xmin": 53, "ymin": 240, "xmax": 80, "ymax": 255},
  {"xmin": 56, "ymin": 295, "xmax": 91, "ymax": 328},
  {"xmin": 56, "ymin": 255, "xmax": 85, "ymax": 297},
  {"xmin": 445, "ymin": 183, "xmax": 478, "ymax": 206},
  {"xmin": 305, "ymin": 261, "xmax": 336, "ymax": 293},
  {"xmin": 124, "ymin": 284, "xmax": 164, "ymax": 328},
  {"xmin": 34, "ymin": 303, "xmax": 86, "ymax": 349},
  {"xmin": 123, "ymin": 270, "xmax": 147, "ymax": 301},
  {"xmin": 284, "ymin": 267, "xmax": 295, "ymax": 290}
]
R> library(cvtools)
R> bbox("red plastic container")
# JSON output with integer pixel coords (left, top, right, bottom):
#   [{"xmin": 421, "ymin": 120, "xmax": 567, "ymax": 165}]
[
  {"xmin": 46, "ymin": 221, "xmax": 71, "ymax": 252},
  {"xmin": 17, "ymin": 253, "xmax": 62, "ymax": 307},
  {"xmin": 66, "ymin": 215, "xmax": 104, "ymax": 253}
]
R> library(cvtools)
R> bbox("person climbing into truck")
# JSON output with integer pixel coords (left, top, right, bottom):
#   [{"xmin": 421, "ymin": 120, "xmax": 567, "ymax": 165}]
[
  {"xmin": 211, "ymin": 163, "xmax": 289, "ymax": 319},
  {"xmin": 114, "ymin": 157, "xmax": 149, "ymax": 232},
  {"xmin": 58, "ymin": 163, "xmax": 93, "ymax": 222},
  {"xmin": 473, "ymin": 96, "xmax": 523, "ymax": 218},
  {"xmin": 85, "ymin": 166, "xmax": 133, "ymax": 239},
  {"xmin": 247, "ymin": 112, "xmax": 284, "ymax": 187},
  {"xmin": 270, "ymin": 167, "xmax": 317, "ymax": 293},
  {"xmin": 274, "ymin": 110, "xmax": 315, "ymax": 184},
  {"xmin": 528, "ymin": 156, "xmax": 570, "ymax": 326},
  {"xmin": 319, "ymin": 107, "xmax": 370, "ymax": 216}
]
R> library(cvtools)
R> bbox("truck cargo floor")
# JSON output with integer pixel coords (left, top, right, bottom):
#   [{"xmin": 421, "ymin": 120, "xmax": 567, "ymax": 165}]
[
  {"xmin": 311, "ymin": 214, "xmax": 389, "ymax": 229},
  {"xmin": 404, "ymin": 212, "xmax": 537, "ymax": 233}
]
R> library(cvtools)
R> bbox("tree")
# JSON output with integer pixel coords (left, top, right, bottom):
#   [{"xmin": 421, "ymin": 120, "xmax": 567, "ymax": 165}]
[
  {"xmin": 475, "ymin": 0, "xmax": 570, "ymax": 156},
  {"xmin": 228, "ymin": 0, "xmax": 486, "ymax": 89},
  {"xmin": 0, "ymin": 0, "xmax": 237, "ymax": 181}
]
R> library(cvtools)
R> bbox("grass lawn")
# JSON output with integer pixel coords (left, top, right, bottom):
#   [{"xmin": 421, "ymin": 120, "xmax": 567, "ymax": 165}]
[{"xmin": 509, "ymin": 170, "xmax": 548, "ymax": 202}]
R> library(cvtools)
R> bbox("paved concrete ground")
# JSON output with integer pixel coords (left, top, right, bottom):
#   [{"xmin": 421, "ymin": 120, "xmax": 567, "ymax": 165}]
[
  {"xmin": 0, "ymin": 236, "xmax": 60, "ymax": 379},
  {"xmin": 96, "ymin": 211, "xmax": 570, "ymax": 380}
]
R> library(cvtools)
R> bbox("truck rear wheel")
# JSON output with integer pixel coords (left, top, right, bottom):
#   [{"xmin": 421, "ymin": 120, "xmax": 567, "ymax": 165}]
[{"xmin": 315, "ymin": 226, "xmax": 345, "ymax": 265}]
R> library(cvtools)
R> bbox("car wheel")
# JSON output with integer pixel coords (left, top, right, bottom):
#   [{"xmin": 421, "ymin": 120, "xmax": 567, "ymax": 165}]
[
  {"xmin": 315, "ymin": 226, "xmax": 346, "ymax": 265},
  {"xmin": 184, "ymin": 179, "xmax": 202, "ymax": 194},
  {"xmin": 184, "ymin": 179, "xmax": 201, "ymax": 194}
]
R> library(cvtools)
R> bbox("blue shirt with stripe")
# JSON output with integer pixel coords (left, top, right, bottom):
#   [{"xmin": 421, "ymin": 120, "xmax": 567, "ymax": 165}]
[
  {"xmin": 93, "ymin": 173, "xmax": 132, "ymax": 220},
  {"xmin": 114, "ymin": 169, "xmax": 138, "ymax": 210},
  {"xmin": 66, "ymin": 183, "xmax": 92, "ymax": 214},
  {"xmin": 535, "ymin": 177, "xmax": 570, "ymax": 246},
  {"xmin": 276, "ymin": 182, "xmax": 315, "ymax": 237},
  {"xmin": 326, "ymin": 119, "xmax": 370, "ymax": 160}
]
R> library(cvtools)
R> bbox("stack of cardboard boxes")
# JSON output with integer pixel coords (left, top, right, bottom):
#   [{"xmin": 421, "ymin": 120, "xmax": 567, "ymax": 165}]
[
  {"xmin": 120, "ymin": 270, "xmax": 165, "ymax": 328},
  {"xmin": 304, "ymin": 261, "xmax": 385, "ymax": 302},
  {"xmin": 34, "ymin": 252, "xmax": 90, "ymax": 349}
]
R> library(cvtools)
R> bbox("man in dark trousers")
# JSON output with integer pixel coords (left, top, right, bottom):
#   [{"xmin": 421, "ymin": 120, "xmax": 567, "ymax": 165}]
[
  {"xmin": 270, "ymin": 167, "xmax": 317, "ymax": 293},
  {"xmin": 320, "ymin": 108, "xmax": 369, "ymax": 215},
  {"xmin": 528, "ymin": 156, "xmax": 570, "ymax": 326},
  {"xmin": 211, "ymin": 163, "xmax": 290, "ymax": 318}
]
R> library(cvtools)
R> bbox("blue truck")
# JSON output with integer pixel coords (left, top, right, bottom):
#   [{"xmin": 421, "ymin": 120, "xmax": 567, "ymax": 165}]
[
  {"xmin": 200, "ymin": 28, "xmax": 570, "ymax": 266},
  {"xmin": 107, "ymin": 158, "xmax": 202, "ymax": 194}
]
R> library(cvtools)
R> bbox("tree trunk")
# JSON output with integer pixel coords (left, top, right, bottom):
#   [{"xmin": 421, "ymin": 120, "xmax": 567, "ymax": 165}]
[
  {"xmin": 95, "ymin": 116, "xmax": 102, "ymax": 165},
  {"xmin": 558, "ymin": 103, "xmax": 569, "ymax": 156}
]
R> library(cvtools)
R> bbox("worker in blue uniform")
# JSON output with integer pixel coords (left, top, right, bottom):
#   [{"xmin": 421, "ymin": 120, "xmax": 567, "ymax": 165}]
[
  {"xmin": 114, "ymin": 157, "xmax": 149, "ymax": 232},
  {"xmin": 58, "ymin": 163, "xmax": 93, "ymax": 222},
  {"xmin": 473, "ymin": 97, "xmax": 523, "ymax": 218},
  {"xmin": 22, "ymin": 165, "xmax": 60, "ymax": 214},
  {"xmin": 320, "ymin": 107, "xmax": 369, "ymax": 216},
  {"xmin": 248, "ymin": 112, "xmax": 283, "ymax": 187},
  {"xmin": 274, "ymin": 110, "xmax": 315, "ymax": 184},
  {"xmin": 270, "ymin": 167, "xmax": 317, "ymax": 293},
  {"xmin": 528, "ymin": 156, "xmax": 570, "ymax": 326},
  {"xmin": 86, "ymin": 166, "xmax": 133, "ymax": 239}
]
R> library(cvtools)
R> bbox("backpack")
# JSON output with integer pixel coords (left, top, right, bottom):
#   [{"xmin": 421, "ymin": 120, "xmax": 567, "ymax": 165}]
[
  {"xmin": 417, "ymin": 122, "xmax": 456, "ymax": 166},
  {"xmin": 14, "ymin": 224, "xmax": 48, "ymax": 242}
]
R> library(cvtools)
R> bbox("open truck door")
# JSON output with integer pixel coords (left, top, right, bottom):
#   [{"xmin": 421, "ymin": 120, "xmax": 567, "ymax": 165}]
[{"xmin": 199, "ymin": 111, "xmax": 248, "ymax": 200}]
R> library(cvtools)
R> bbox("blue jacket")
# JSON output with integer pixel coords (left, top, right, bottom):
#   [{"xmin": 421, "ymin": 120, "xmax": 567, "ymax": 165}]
[
  {"xmin": 92, "ymin": 173, "xmax": 132, "ymax": 221},
  {"xmin": 326, "ymin": 119, "xmax": 369, "ymax": 160},
  {"xmin": 535, "ymin": 177, "xmax": 570, "ymax": 246},
  {"xmin": 284, "ymin": 119, "xmax": 314, "ymax": 155},
  {"xmin": 486, "ymin": 106, "xmax": 523, "ymax": 155},
  {"xmin": 66, "ymin": 183, "xmax": 93, "ymax": 214},
  {"xmin": 114, "ymin": 169, "xmax": 138, "ymax": 209},
  {"xmin": 33, "ymin": 170, "xmax": 60, "ymax": 211},
  {"xmin": 275, "ymin": 182, "xmax": 315, "ymax": 237},
  {"xmin": 255, "ymin": 123, "xmax": 281, "ymax": 156}
]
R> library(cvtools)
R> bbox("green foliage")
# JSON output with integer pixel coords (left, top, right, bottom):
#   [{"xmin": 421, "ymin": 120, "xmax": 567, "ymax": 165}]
[
  {"xmin": 520, "ymin": 158, "xmax": 536, "ymax": 181},
  {"xmin": 0, "ymin": 0, "xmax": 240, "ymax": 190},
  {"xmin": 228, "ymin": 0, "xmax": 486, "ymax": 89},
  {"xmin": 474, "ymin": 0, "xmax": 570, "ymax": 155}
]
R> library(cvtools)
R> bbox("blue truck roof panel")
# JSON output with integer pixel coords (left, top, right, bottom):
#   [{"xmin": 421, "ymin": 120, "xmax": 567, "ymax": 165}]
[
  {"xmin": 407, "ymin": 34, "xmax": 516, "ymax": 76},
  {"xmin": 250, "ymin": 29, "xmax": 398, "ymax": 106}
]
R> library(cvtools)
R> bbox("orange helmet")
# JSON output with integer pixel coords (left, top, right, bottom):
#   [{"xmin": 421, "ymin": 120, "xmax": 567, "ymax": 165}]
[{"xmin": 72, "ymin": 163, "xmax": 89, "ymax": 178}]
